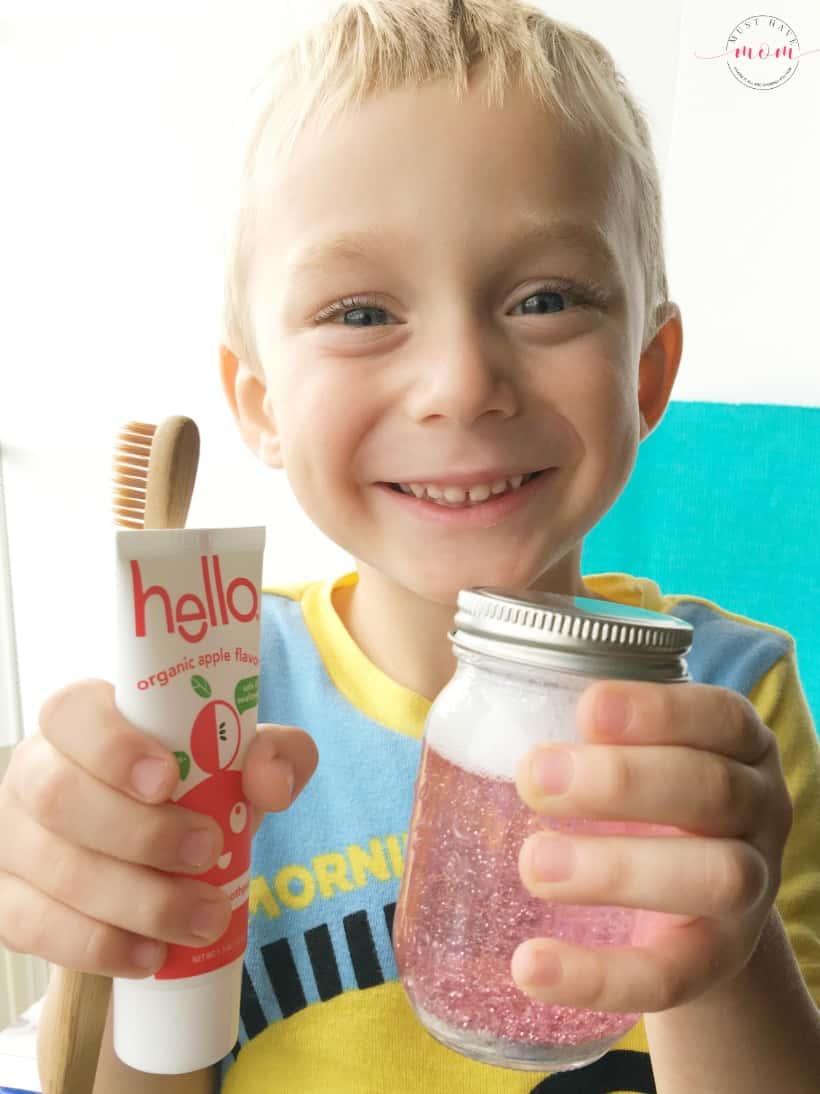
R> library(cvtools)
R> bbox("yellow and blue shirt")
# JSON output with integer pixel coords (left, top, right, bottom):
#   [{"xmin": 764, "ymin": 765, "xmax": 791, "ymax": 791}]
[{"xmin": 219, "ymin": 571, "xmax": 820, "ymax": 1093}]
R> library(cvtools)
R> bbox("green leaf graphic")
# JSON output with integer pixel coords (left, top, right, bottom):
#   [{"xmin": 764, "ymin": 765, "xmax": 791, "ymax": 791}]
[
  {"xmin": 174, "ymin": 751, "xmax": 191, "ymax": 781},
  {"xmin": 235, "ymin": 675, "xmax": 259, "ymax": 715},
  {"xmin": 191, "ymin": 675, "xmax": 212, "ymax": 699}
]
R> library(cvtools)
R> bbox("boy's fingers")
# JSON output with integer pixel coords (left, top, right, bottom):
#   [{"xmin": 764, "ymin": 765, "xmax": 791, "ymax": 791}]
[
  {"xmin": 518, "ymin": 832, "xmax": 769, "ymax": 918},
  {"xmin": 0, "ymin": 871, "xmax": 168, "ymax": 979},
  {"xmin": 7, "ymin": 742, "xmax": 225, "ymax": 875},
  {"xmin": 244, "ymin": 724, "xmax": 318, "ymax": 832},
  {"xmin": 37, "ymin": 683, "xmax": 319, "ymax": 821},
  {"xmin": 511, "ymin": 916, "xmax": 725, "ymax": 1015},
  {"xmin": 5, "ymin": 811, "xmax": 231, "ymax": 951},
  {"xmin": 576, "ymin": 680, "xmax": 772, "ymax": 764},
  {"xmin": 516, "ymin": 743, "xmax": 767, "ymax": 838},
  {"xmin": 37, "ymin": 679, "xmax": 179, "ymax": 803}
]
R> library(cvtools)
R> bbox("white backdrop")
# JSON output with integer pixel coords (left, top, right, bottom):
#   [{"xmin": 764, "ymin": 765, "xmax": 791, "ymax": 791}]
[{"xmin": 1, "ymin": 0, "xmax": 818, "ymax": 736}]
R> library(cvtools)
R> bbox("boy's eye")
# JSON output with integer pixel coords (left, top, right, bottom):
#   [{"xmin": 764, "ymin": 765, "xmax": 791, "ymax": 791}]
[
  {"xmin": 515, "ymin": 289, "xmax": 568, "ymax": 315},
  {"xmin": 314, "ymin": 296, "xmax": 392, "ymax": 326},
  {"xmin": 513, "ymin": 281, "xmax": 603, "ymax": 315},
  {"xmin": 338, "ymin": 306, "xmax": 389, "ymax": 326}
]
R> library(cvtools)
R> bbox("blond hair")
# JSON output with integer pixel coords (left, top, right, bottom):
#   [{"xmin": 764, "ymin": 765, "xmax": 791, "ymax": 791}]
[{"xmin": 223, "ymin": 0, "xmax": 670, "ymax": 369}]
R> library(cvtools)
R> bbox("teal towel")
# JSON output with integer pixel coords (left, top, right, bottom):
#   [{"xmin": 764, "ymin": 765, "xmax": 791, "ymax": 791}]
[{"xmin": 583, "ymin": 402, "xmax": 820, "ymax": 730}]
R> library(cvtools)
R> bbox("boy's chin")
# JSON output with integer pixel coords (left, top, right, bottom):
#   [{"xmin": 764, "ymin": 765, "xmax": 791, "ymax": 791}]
[{"xmin": 398, "ymin": 558, "xmax": 557, "ymax": 608}]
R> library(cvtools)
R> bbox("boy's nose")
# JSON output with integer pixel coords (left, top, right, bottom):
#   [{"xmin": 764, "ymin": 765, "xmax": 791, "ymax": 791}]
[{"xmin": 406, "ymin": 320, "xmax": 519, "ymax": 427}]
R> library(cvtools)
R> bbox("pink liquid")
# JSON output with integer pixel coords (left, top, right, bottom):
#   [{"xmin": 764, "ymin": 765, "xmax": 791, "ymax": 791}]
[{"xmin": 393, "ymin": 745, "xmax": 641, "ymax": 1070}]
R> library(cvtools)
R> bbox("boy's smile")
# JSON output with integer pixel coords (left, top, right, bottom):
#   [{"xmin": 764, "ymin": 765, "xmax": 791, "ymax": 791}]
[
  {"xmin": 226, "ymin": 59, "xmax": 681, "ymax": 693},
  {"xmin": 376, "ymin": 468, "xmax": 556, "ymax": 529}
]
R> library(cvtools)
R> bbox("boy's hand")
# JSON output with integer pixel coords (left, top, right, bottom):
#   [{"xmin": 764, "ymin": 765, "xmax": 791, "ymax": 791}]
[
  {"xmin": 0, "ymin": 679, "xmax": 317, "ymax": 979},
  {"xmin": 512, "ymin": 680, "xmax": 793, "ymax": 1013}
]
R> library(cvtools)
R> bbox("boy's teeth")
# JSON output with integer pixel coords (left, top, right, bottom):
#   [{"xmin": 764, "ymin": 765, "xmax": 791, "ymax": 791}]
[{"xmin": 397, "ymin": 474, "xmax": 535, "ymax": 506}]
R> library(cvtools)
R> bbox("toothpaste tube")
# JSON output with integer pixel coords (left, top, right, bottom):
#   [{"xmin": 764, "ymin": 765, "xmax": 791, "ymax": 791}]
[{"xmin": 112, "ymin": 526, "xmax": 265, "ymax": 1074}]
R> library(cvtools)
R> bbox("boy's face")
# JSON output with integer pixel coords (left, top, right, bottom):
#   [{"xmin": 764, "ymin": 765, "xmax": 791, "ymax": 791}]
[{"xmin": 230, "ymin": 63, "xmax": 680, "ymax": 606}]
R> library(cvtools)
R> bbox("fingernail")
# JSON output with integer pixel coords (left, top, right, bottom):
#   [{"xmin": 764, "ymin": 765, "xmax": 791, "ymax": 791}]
[
  {"xmin": 511, "ymin": 942, "xmax": 562, "ymax": 988},
  {"xmin": 530, "ymin": 836, "xmax": 575, "ymax": 882},
  {"xmin": 271, "ymin": 757, "xmax": 295, "ymax": 798},
  {"xmin": 595, "ymin": 691, "xmax": 634, "ymax": 736},
  {"xmin": 132, "ymin": 940, "xmax": 164, "ymax": 970},
  {"xmin": 530, "ymin": 749, "xmax": 574, "ymax": 795},
  {"xmin": 130, "ymin": 757, "xmax": 174, "ymax": 800},
  {"xmin": 190, "ymin": 899, "xmax": 229, "ymax": 940},
  {"xmin": 179, "ymin": 829, "xmax": 218, "ymax": 867}
]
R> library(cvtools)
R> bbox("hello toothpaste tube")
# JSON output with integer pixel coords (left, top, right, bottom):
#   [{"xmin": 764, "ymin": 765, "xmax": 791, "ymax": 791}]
[{"xmin": 112, "ymin": 526, "xmax": 265, "ymax": 1074}]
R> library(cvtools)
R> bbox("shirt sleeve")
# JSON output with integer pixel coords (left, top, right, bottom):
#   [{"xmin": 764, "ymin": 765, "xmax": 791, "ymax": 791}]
[{"xmin": 747, "ymin": 648, "xmax": 820, "ymax": 1004}]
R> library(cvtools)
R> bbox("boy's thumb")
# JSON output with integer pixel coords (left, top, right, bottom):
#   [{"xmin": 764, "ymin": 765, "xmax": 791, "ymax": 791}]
[{"xmin": 242, "ymin": 723, "xmax": 319, "ymax": 835}]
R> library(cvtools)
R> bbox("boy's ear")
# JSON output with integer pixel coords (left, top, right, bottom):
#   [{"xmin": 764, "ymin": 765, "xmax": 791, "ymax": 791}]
[
  {"xmin": 219, "ymin": 344, "xmax": 282, "ymax": 468},
  {"xmin": 637, "ymin": 303, "xmax": 683, "ymax": 440}
]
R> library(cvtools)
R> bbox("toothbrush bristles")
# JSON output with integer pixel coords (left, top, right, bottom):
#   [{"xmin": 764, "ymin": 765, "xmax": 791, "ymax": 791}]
[
  {"xmin": 112, "ymin": 421, "xmax": 157, "ymax": 528},
  {"xmin": 122, "ymin": 421, "xmax": 155, "ymax": 438}
]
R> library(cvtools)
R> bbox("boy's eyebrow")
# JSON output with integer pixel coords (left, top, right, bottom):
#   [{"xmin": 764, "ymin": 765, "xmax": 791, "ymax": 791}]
[{"xmin": 285, "ymin": 219, "xmax": 621, "ymax": 282}]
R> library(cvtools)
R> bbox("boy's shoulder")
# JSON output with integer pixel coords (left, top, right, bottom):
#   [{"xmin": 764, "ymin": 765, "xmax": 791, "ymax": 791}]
[
  {"xmin": 585, "ymin": 572, "xmax": 794, "ymax": 699},
  {"xmin": 259, "ymin": 575, "xmax": 344, "ymax": 635},
  {"xmin": 261, "ymin": 572, "xmax": 355, "ymax": 606},
  {"xmin": 258, "ymin": 577, "xmax": 331, "ymax": 660},
  {"xmin": 261, "ymin": 579, "xmax": 316, "ymax": 603}
]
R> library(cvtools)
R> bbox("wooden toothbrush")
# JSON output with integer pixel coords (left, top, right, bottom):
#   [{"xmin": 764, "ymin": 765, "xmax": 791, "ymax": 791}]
[
  {"xmin": 39, "ymin": 416, "xmax": 200, "ymax": 1094},
  {"xmin": 112, "ymin": 418, "xmax": 200, "ymax": 531}
]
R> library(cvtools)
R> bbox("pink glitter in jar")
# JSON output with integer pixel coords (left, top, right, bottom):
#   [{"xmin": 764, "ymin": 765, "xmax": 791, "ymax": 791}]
[
  {"xmin": 393, "ymin": 746, "xmax": 640, "ymax": 1070},
  {"xmin": 393, "ymin": 587, "xmax": 693, "ymax": 1072}
]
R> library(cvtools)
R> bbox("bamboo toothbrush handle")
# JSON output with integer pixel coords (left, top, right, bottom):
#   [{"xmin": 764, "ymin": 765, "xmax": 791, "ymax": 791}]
[
  {"xmin": 143, "ymin": 416, "xmax": 200, "ymax": 530},
  {"xmin": 39, "ymin": 417, "xmax": 200, "ymax": 1094},
  {"xmin": 39, "ymin": 970, "xmax": 112, "ymax": 1094}
]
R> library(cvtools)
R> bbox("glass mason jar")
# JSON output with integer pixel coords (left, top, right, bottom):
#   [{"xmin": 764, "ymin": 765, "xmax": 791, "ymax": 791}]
[{"xmin": 393, "ymin": 588, "xmax": 693, "ymax": 1072}]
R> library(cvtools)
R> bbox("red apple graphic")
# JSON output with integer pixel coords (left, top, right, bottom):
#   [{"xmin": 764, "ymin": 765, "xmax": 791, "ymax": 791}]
[
  {"xmin": 175, "ymin": 695, "xmax": 248, "ymax": 886},
  {"xmin": 157, "ymin": 676, "xmax": 255, "ymax": 979},
  {"xmin": 176, "ymin": 768, "xmax": 249, "ymax": 887},
  {"xmin": 190, "ymin": 700, "xmax": 241, "ymax": 773}
]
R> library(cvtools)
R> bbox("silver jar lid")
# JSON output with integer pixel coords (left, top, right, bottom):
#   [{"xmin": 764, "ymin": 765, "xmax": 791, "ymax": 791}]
[{"xmin": 451, "ymin": 588, "xmax": 693, "ymax": 682}]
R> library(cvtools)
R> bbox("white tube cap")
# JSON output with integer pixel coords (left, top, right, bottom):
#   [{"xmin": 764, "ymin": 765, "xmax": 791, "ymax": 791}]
[{"xmin": 112, "ymin": 957, "xmax": 243, "ymax": 1075}]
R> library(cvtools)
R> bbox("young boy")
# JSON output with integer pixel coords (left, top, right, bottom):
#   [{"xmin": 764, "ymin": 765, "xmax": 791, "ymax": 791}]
[{"xmin": 2, "ymin": 2, "xmax": 819, "ymax": 1091}]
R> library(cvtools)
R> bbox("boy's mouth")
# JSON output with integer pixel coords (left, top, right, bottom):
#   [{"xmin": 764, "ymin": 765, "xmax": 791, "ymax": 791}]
[{"xmin": 384, "ymin": 470, "xmax": 545, "ymax": 507}]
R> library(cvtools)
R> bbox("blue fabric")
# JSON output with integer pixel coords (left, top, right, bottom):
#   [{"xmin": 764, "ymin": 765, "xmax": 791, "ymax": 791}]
[
  {"xmin": 583, "ymin": 401, "xmax": 820, "ymax": 728},
  {"xmin": 672, "ymin": 600, "xmax": 791, "ymax": 695},
  {"xmin": 226, "ymin": 593, "xmax": 418, "ymax": 1070}
]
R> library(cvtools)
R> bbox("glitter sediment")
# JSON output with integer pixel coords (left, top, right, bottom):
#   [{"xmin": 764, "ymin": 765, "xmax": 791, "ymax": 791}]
[{"xmin": 393, "ymin": 746, "xmax": 640, "ymax": 1070}]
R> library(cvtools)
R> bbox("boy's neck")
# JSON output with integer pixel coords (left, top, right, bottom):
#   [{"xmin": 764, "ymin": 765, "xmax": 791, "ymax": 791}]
[{"xmin": 332, "ymin": 553, "xmax": 593, "ymax": 702}]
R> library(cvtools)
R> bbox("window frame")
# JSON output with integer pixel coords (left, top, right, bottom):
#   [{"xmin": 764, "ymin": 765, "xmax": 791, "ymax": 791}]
[{"xmin": 0, "ymin": 443, "xmax": 24, "ymax": 761}]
